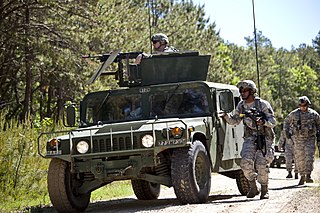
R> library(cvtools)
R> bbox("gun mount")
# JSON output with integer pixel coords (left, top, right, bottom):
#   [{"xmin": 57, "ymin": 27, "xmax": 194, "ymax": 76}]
[{"xmin": 83, "ymin": 50, "xmax": 211, "ymax": 87}]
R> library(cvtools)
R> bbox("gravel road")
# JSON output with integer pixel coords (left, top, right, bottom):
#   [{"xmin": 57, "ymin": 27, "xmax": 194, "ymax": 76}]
[
  {"xmin": 42, "ymin": 159, "xmax": 320, "ymax": 213},
  {"xmin": 84, "ymin": 159, "xmax": 320, "ymax": 213}
]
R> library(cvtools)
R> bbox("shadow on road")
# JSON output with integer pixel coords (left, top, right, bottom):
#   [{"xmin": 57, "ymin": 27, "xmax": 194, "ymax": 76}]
[
  {"xmin": 208, "ymin": 194, "xmax": 262, "ymax": 204},
  {"xmin": 86, "ymin": 194, "xmax": 248, "ymax": 212},
  {"xmin": 28, "ymin": 194, "xmax": 244, "ymax": 213},
  {"xmin": 270, "ymin": 184, "xmax": 308, "ymax": 191}
]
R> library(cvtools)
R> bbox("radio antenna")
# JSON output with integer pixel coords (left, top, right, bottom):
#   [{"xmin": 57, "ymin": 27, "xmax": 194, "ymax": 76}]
[
  {"xmin": 252, "ymin": 0, "xmax": 261, "ymax": 96},
  {"xmin": 147, "ymin": 0, "xmax": 153, "ymax": 53}
]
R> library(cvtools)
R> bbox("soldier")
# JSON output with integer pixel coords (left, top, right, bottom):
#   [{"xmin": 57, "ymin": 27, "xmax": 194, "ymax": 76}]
[
  {"xmin": 150, "ymin": 33, "xmax": 178, "ymax": 53},
  {"xmin": 278, "ymin": 130, "xmax": 298, "ymax": 179},
  {"xmin": 284, "ymin": 96, "xmax": 320, "ymax": 185},
  {"xmin": 221, "ymin": 80, "xmax": 276, "ymax": 199},
  {"xmin": 135, "ymin": 33, "xmax": 178, "ymax": 64}
]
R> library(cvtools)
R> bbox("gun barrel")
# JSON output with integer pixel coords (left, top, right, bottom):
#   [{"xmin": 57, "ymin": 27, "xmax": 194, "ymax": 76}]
[{"xmin": 82, "ymin": 51, "xmax": 144, "ymax": 62}]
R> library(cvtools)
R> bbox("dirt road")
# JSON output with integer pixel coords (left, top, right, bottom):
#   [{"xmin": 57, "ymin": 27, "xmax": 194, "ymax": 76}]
[
  {"xmin": 42, "ymin": 159, "xmax": 320, "ymax": 213},
  {"xmin": 81, "ymin": 159, "xmax": 320, "ymax": 213}
]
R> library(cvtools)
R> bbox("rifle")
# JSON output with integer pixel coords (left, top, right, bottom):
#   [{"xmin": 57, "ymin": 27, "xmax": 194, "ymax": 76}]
[{"xmin": 240, "ymin": 108, "xmax": 267, "ymax": 156}]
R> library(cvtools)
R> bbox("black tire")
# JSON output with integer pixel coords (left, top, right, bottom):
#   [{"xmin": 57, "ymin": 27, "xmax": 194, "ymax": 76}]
[
  {"xmin": 131, "ymin": 179, "xmax": 160, "ymax": 200},
  {"xmin": 48, "ymin": 159, "xmax": 90, "ymax": 213},
  {"xmin": 171, "ymin": 140, "xmax": 211, "ymax": 204},
  {"xmin": 236, "ymin": 170, "xmax": 250, "ymax": 195}
]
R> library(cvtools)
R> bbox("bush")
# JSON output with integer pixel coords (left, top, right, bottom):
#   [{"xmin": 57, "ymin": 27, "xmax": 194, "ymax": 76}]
[{"xmin": 0, "ymin": 115, "xmax": 52, "ymax": 211}]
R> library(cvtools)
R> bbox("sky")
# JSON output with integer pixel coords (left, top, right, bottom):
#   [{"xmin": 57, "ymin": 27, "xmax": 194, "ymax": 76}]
[{"xmin": 193, "ymin": 0, "xmax": 320, "ymax": 49}]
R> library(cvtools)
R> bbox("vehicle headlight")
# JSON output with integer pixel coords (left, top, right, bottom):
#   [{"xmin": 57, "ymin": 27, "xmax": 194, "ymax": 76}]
[
  {"xmin": 76, "ymin": 141, "xmax": 89, "ymax": 153},
  {"xmin": 142, "ymin": 135, "xmax": 154, "ymax": 148}
]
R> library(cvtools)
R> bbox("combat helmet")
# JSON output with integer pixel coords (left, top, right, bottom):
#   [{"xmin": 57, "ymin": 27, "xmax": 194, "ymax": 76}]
[
  {"xmin": 298, "ymin": 96, "xmax": 311, "ymax": 105},
  {"xmin": 151, "ymin": 33, "xmax": 169, "ymax": 45},
  {"xmin": 236, "ymin": 80, "xmax": 257, "ymax": 94}
]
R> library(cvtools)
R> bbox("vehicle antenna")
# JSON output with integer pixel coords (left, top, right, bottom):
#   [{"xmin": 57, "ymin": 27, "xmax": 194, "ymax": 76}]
[
  {"xmin": 251, "ymin": 0, "xmax": 261, "ymax": 96},
  {"xmin": 148, "ymin": 0, "xmax": 153, "ymax": 54}
]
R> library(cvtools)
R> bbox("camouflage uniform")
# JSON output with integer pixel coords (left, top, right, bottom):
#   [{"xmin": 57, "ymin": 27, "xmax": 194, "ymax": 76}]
[
  {"xmin": 224, "ymin": 97, "xmax": 276, "ymax": 185},
  {"xmin": 153, "ymin": 45, "xmax": 178, "ymax": 54},
  {"xmin": 278, "ymin": 130, "xmax": 298, "ymax": 176},
  {"xmin": 284, "ymin": 105, "xmax": 320, "ymax": 183}
]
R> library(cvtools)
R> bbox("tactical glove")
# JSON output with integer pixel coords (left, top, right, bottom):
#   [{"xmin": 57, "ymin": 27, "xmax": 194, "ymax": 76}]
[{"xmin": 256, "ymin": 118, "xmax": 265, "ymax": 126}]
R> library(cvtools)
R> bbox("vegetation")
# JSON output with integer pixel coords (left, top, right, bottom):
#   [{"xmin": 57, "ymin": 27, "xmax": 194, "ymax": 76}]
[
  {"xmin": 0, "ymin": 111, "xmax": 134, "ymax": 212},
  {"xmin": 0, "ymin": 0, "xmax": 320, "ymax": 211}
]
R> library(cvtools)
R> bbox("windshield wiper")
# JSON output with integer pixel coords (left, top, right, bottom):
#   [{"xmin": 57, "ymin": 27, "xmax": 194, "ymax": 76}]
[
  {"xmin": 95, "ymin": 91, "xmax": 111, "ymax": 119},
  {"xmin": 164, "ymin": 84, "xmax": 180, "ymax": 106}
]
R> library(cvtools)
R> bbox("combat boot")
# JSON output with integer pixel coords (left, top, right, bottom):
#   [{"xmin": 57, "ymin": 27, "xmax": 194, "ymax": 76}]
[
  {"xmin": 298, "ymin": 175, "xmax": 305, "ymax": 185},
  {"xmin": 247, "ymin": 180, "xmax": 259, "ymax": 198},
  {"xmin": 260, "ymin": 185, "xmax": 269, "ymax": 199},
  {"xmin": 294, "ymin": 173, "xmax": 298, "ymax": 179},
  {"xmin": 306, "ymin": 174, "xmax": 314, "ymax": 183},
  {"xmin": 286, "ymin": 171, "xmax": 292, "ymax": 178}
]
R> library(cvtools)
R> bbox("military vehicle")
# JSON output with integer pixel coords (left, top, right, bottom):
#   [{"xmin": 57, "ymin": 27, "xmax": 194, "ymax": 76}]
[
  {"xmin": 270, "ymin": 145, "xmax": 286, "ymax": 168},
  {"xmin": 38, "ymin": 50, "xmax": 249, "ymax": 212}
]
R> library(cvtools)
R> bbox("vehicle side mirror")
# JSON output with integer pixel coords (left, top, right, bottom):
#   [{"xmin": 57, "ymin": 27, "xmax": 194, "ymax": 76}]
[
  {"xmin": 65, "ymin": 104, "xmax": 76, "ymax": 127},
  {"xmin": 219, "ymin": 90, "xmax": 234, "ymax": 113}
]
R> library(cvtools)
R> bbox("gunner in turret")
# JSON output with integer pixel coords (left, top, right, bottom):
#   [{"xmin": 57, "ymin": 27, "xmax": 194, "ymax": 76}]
[{"xmin": 135, "ymin": 33, "xmax": 178, "ymax": 64}]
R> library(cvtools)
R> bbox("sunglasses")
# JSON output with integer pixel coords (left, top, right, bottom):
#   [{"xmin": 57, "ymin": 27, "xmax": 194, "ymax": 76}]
[
  {"xmin": 152, "ymin": 40, "xmax": 159, "ymax": 44},
  {"xmin": 299, "ymin": 104, "xmax": 308, "ymax": 107}
]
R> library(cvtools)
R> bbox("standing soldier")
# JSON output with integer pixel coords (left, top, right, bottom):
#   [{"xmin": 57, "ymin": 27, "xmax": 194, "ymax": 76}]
[
  {"xmin": 221, "ymin": 80, "xmax": 276, "ymax": 199},
  {"xmin": 278, "ymin": 130, "xmax": 298, "ymax": 179},
  {"xmin": 284, "ymin": 96, "xmax": 320, "ymax": 185}
]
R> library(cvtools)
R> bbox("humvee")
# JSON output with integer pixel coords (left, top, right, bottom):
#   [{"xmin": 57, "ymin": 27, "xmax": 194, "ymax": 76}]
[
  {"xmin": 270, "ymin": 145, "xmax": 286, "ymax": 168},
  {"xmin": 38, "ymin": 50, "xmax": 249, "ymax": 212}
]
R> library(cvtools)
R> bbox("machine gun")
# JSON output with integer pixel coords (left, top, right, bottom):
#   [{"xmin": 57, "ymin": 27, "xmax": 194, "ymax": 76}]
[
  {"xmin": 240, "ymin": 108, "xmax": 267, "ymax": 156},
  {"xmin": 82, "ymin": 49, "xmax": 143, "ymax": 86},
  {"xmin": 82, "ymin": 51, "xmax": 143, "ymax": 63}
]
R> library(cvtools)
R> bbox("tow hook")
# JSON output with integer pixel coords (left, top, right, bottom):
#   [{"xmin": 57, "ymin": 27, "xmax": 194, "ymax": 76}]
[{"xmin": 120, "ymin": 165, "xmax": 132, "ymax": 175}]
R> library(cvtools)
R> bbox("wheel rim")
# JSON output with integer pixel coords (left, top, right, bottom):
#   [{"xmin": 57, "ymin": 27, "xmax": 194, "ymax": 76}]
[{"xmin": 195, "ymin": 153, "xmax": 207, "ymax": 189}]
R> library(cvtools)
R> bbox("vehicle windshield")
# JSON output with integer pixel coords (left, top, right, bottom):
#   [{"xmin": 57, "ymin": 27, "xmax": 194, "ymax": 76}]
[
  {"xmin": 82, "ymin": 84, "xmax": 210, "ymax": 125},
  {"xmin": 149, "ymin": 86, "xmax": 209, "ymax": 117}
]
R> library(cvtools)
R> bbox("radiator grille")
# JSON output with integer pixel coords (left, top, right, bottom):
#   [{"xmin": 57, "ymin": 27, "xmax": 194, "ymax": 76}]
[{"xmin": 93, "ymin": 136, "xmax": 138, "ymax": 152}]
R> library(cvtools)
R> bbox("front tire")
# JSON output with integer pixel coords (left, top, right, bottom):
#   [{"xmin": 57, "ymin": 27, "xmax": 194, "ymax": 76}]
[
  {"xmin": 131, "ymin": 179, "xmax": 160, "ymax": 200},
  {"xmin": 171, "ymin": 141, "xmax": 211, "ymax": 204},
  {"xmin": 48, "ymin": 159, "xmax": 90, "ymax": 213}
]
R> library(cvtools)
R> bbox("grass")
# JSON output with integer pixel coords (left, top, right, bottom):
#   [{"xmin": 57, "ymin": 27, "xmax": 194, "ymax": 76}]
[
  {"xmin": 1, "ymin": 179, "xmax": 134, "ymax": 212},
  {"xmin": 91, "ymin": 180, "xmax": 134, "ymax": 201}
]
